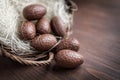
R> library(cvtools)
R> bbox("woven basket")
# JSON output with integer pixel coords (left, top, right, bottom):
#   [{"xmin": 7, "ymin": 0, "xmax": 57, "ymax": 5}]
[{"xmin": 0, "ymin": 0, "xmax": 77, "ymax": 66}]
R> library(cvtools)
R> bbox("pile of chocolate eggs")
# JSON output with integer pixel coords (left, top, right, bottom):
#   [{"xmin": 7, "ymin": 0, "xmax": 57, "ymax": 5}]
[{"xmin": 19, "ymin": 4, "xmax": 84, "ymax": 68}]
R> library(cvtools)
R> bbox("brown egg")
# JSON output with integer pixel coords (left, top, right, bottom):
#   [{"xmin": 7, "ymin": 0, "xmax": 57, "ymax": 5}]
[
  {"xmin": 51, "ymin": 16, "xmax": 67, "ymax": 37},
  {"xmin": 36, "ymin": 17, "xmax": 51, "ymax": 34},
  {"xmin": 19, "ymin": 21, "xmax": 36, "ymax": 40},
  {"xmin": 55, "ymin": 49, "xmax": 84, "ymax": 68},
  {"xmin": 23, "ymin": 4, "xmax": 47, "ymax": 20},
  {"xmin": 31, "ymin": 34, "xmax": 57, "ymax": 51},
  {"xmin": 56, "ymin": 37, "xmax": 80, "ymax": 52}
]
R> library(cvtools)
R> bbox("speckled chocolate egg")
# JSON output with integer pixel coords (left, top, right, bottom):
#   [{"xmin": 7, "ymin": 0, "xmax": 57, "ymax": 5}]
[
  {"xmin": 55, "ymin": 49, "xmax": 84, "ymax": 68},
  {"xmin": 19, "ymin": 21, "xmax": 36, "ymax": 40},
  {"xmin": 23, "ymin": 4, "xmax": 47, "ymax": 20},
  {"xmin": 51, "ymin": 16, "xmax": 67, "ymax": 37},
  {"xmin": 31, "ymin": 34, "xmax": 57, "ymax": 51},
  {"xmin": 56, "ymin": 38, "xmax": 80, "ymax": 52},
  {"xmin": 36, "ymin": 17, "xmax": 51, "ymax": 34}
]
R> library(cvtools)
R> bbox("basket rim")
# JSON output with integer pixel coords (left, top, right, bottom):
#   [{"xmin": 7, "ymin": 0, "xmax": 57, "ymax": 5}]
[{"xmin": 0, "ymin": 47, "xmax": 54, "ymax": 66}]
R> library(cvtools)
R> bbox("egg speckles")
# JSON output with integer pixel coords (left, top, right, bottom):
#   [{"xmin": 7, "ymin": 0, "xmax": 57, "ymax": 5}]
[
  {"xmin": 19, "ymin": 21, "xmax": 36, "ymax": 40},
  {"xmin": 23, "ymin": 4, "xmax": 46, "ymax": 20},
  {"xmin": 31, "ymin": 34, "xmax": 57, "ymax": 51},
  {"xmin": 55, "ymin": 50, "xmax": 84, "ymax": 68},
  {"xmin": 56, "ymin": 38, "xmax": 80, "ymax": 52},
  {"xmin": 37, "ymin": 17, "xmax": 51, "ymax": 34},
  {"xmin": 51, "ymin": 16, "xmax": 67, "ymax": 37}
]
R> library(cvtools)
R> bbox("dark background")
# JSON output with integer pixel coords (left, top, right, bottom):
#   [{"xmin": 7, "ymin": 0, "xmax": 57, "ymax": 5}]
[{"xmin": 0, "ymin": 0, "xmax": 120, "ymax": 80}]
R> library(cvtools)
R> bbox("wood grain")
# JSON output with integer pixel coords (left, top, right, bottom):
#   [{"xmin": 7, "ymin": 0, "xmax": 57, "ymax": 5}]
[{"xmin": 0, "ymin": 0, "xmax": 120, "ymax": 80}]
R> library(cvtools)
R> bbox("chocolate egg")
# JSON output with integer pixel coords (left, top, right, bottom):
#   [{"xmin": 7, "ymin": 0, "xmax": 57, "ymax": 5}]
[
  {"xmin": 51, "ymin": 16, "xmax": 67, "ymax": 37},
  {"xmin": 56, "ymin": 38, "xmax": 80, "ymax": 52},
  {"xmin": 36, "ymin": 17, "xmax": 51, "ymax": 34},
  {"xmin": 55, "ymin": 49, "xmax": 84, "ymax": 68},
  {"xmin": 23, "ymin": 4, "xmax": 47, "ymax": 20},
  {"xmin": 31, "ymin": 34, "xmax": 57, "ymax": 51},
  {"xmin": 19, "ymin": 21, "xmax": 36, "ymax": 40}
]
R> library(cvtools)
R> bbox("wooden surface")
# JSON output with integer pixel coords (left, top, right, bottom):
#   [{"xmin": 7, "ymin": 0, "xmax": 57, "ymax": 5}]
[{"xmin": 0, "ymin": 0, "xmax": 120, "ymax": 80}]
